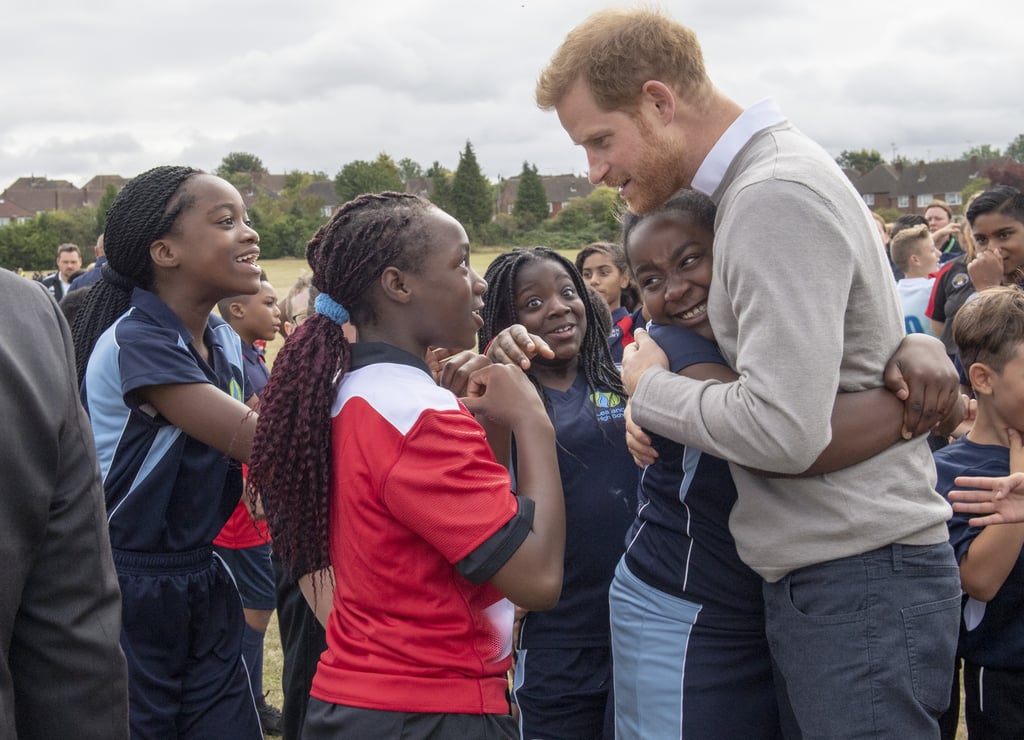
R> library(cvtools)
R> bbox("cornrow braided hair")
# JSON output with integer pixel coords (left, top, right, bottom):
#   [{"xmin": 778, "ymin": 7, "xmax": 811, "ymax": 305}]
[
  {"xmin": 71, "ymin": 165, "xmax": 200, "ymax": 384},
  {"xmin": 248, "ymin": 191, "xmax": 435, "ymax": 580},
  {"xmin": 478, "ymin": 247, "xmax": 626, "ymax": 408}
]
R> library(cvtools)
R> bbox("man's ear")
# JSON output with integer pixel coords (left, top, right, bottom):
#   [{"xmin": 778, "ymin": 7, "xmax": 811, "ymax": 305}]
[
  {"xmin": 969, "ymin": 362, "xmax": 995, "ymax": 396},
  {"xmin": 379, "ymin": 266, "xmax": 413, "ymax": 304},
  {"xmin": 641, "ymin": 80, "xmax": 676, "ymax": 125},
  {"xmin": 150, "ymin": 239, "xmax": 180, "ymax": 269}
]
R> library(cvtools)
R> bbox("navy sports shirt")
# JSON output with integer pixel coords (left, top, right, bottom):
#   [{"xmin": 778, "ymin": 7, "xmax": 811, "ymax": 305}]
[
  {"xmin": 83, "ymin": 288, "xmax": 249, "ymax": 553},
  {"xmin": 624, "ymin": 323, "xmax": 765, "ymax": 627}
]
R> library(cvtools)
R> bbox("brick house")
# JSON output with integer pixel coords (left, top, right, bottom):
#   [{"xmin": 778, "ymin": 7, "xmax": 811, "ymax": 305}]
[
  {"xmin": 851, "ymin": 157, "xmax": 1008, "ymax": 214},
  {"xmin": 0, "ymin": 177, "xmax": 85, "ymax": 214},
  {"xmin": 497, "ymin": 174, "xmax": 596, "ymax": 217},
  {"xmin": 0, "ymin": 199, "xmax": 33, "ymax": 226}
]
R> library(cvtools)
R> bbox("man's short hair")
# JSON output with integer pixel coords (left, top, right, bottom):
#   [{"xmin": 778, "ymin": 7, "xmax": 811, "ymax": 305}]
[
  {"xmin": 536, "ymin": 8, "xmax": 711, "ymax": 112},
  {"xmin": 56, "ymin": 243, "xmax": 81, "ymax": 259},
  {"xmin": 889, "ymin": 224, "xmax": 931, "ymax": 272},
  {"xmin": 954, "ymin": 286, "xmax": 1024, "ymax": 373}
]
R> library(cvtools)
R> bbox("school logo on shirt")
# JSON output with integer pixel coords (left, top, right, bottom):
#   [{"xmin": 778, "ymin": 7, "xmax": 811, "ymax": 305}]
[
  {"xmin": 952, "ymin": 273, "xmax": 970, "ymax": 289},
  {"xmin": 229, "ymin": 378, "xmax": 243, "ymax": 402},
  {"xmin": 590, "ymin": 390, "xmax": 625, "ymax": 423}
]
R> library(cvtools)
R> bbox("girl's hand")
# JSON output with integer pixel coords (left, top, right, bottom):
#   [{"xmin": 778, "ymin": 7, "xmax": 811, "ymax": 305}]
[
  {"xmin": 949, "ymin": 469, "xmax": 1024, "ymax": 527},
  {"xmin": 968, "ymin": 247, "xmax": 1004, "ymax": 291},
  {"xmin": 461, "ymin": 363, "xmax": 547, "ymax": 430},
  {"xmin": 426, "ymin": 347, "xmax": 491, "ymax": 396},
  {"xmin": 486, "ymin": 324, "xmax": 555, "ymax": 370},
  {"xmin": 625, "ymin": 402, "xmax": 658, "ymax": 467}
]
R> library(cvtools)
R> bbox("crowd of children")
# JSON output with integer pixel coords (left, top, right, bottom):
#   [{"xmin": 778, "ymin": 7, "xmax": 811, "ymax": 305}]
[{"xmin": 7, "ymin": 140, "xmax": 1024, "ymax": 740}]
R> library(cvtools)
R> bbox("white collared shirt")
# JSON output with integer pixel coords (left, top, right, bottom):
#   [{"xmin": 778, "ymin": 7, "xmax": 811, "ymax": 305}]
[{"xmin": 691, "ymin": 98, "xmax": 785, "ymax": 196}]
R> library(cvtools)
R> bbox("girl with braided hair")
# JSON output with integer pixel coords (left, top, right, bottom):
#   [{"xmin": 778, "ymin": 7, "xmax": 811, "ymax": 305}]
[
  {"xmin": 478, "ymin": 247, "xmax": 637, "ymax": 740},
  {"xmin": 72, "ymin": 165, "xmax": 265, "ymax": 738},
  {"xmin": 248, "ymin": 193, "xmax": 564, "ymax": 739}
]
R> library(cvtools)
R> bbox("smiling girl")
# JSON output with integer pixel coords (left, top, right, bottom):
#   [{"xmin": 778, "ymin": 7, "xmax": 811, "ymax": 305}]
[
  {"xmin": 480, "ymin": 247, "xmax": 637, "ymax": 740},
  {"xmin": 72, "ymin": 166, "xmax": 265, "ymax": 738}
]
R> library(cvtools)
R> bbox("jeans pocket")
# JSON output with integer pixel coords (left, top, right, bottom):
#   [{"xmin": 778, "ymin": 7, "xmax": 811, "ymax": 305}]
[{"xmin": 903, "ymin": 594, "xmax": 961, "ymax": 712}]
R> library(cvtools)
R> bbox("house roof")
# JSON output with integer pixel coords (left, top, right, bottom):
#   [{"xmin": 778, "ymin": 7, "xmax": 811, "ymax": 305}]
[
  {"xmin": 501, "ymin": 173, "xmax": 595, "ymax": 204},
  {"xmin": 852, "ymin": 157, "xmax": 1009, "ymax": 198},
  {"xmin": 0, "ymin": 177, "xmax": 84, "ymax": 213},
  {"xmin": 302, "ymin": 180, "xmax": 339, "ymax": 207},
  {"xmin": 81, "ymin": 175, "xmax": 128, "ymax": 204},
  {"xmin": 0, "ymin": 199, "xmax": 34, "ymax": 218}
]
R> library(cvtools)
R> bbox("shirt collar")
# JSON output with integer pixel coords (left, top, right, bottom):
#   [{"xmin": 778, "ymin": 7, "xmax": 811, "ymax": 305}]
[
  {"xmin": 691, "ymin": 98, "xmax": 786, "ymax": 196},
  {"xmin": 349, "ymin": 342, "xmax": 431, "ymax": 375},
  {"xmin": 129, "ymin": 287, "xmax": 224, "ymax": 352}
]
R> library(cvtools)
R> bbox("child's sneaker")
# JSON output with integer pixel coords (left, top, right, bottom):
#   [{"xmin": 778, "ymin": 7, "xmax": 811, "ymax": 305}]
[{"xmin": 256, "ymin": 694, "xmax": 283, "ymax": 736}]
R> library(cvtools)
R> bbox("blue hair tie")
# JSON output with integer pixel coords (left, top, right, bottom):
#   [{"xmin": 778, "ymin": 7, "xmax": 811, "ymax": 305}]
[{"xmin": 315, "ymin": 293, "xmax": 350, "ymax": 326}]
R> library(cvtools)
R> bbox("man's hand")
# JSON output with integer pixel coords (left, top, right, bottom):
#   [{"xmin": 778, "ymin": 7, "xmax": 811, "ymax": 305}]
[
  {"xmin": 621, "ymin": 328, "xmax": 669, "ymax": 395},
  {"xmin": 882, "ymin": 334, "xmax": 959, "ymax": 439}
]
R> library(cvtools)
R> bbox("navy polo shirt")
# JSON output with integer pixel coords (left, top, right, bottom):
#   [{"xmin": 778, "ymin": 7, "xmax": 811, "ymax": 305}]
[
  {"xmin": 624, "ymin": 323, "xmax": 765, "ymax": 626},
  {"xmin": 517, "ymin": 373, "xmax": 638, "ymax": 648},
  {"xmin": 83, "ymin": 288, "xmax": 249, "ymax": 553}
]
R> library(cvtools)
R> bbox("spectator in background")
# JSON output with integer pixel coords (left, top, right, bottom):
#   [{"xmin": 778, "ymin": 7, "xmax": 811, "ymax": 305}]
[
  {"xmin": 927, "ymin": 193, "xmax": 981, "ymax": 362},
  {"xmin": 70, "ymin": 234, "xmax": 107, "ymax": 292},
  {"xmin": 0, "ymin": 269, "xmax": 128, "ymax": 739},
  {"xmin": 891, "ymin": 224, "xmax": 941, "ymax": 337},
  {"xmin": 39, "ymin": 242, "xmax": 82, "ymax": 302},
  {"xmin": 926, "ymin": 200, "xmax": 964, "ymax": 264}
]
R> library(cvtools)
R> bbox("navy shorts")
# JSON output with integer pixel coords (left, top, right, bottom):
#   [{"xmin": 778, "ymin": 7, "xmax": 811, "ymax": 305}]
[
  {"xmin": 512, "ymin": 645, "xmax": 613, "ymax": 740},
  {"xmin": 302, "ymin": 698, "xmax": 517, "ymax": 739},
  {"xmin": 215, "ymin": 542, "xmax": 276, "ymax": 610},
  {"xmin": 114, "ymin": 547, "xmax": 262, "ymax": 739}
]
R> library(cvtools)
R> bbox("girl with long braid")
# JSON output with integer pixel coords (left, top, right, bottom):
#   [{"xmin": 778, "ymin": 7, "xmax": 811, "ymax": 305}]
[
  {"xmin": 248, "ymin": 193, "xmax": 564, "ymax": 739},
  {"xmin": 71, "ymin": 166, "xmax": 265, "ymax": 738},
  {"xmin": 478, "ymin": 247, "xmax": 637, "ymax": 740}
]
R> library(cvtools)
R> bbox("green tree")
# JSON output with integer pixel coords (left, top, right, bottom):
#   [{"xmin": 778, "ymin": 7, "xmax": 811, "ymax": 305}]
[
  {"xmin": 1006, "ymin": 134, "xmax": 1024, "ymax": 164},
  {"xmin": 962, "ymin": 144, "xmax": 1002, "ymax": 160},
  {"xmin": 216, "ymin": 152, "xmax": 268, "ymax": 191},
  {"xmin": 334, "ymin": 152, "xmax": 404, "ymax": 202},
  {"xmin": 96, "ymin": 183, "xmax": 118, "ymax": 232},
  {"xmin": 426, "ymin": 161, "xmax": 453, "ymax": 212},
  {"xmin": 835, "ymin": 149, "xmax": 885, "ymax": 173},
  {"xmin": 961, "ymin": 177, "xmax": 990, "ymax": 207},
  {"xmin": 451, "ymin": 141, "xmax": 493, "ymax": 228},
  {"xmin": 248, "ymin": 170, "xmax": 328, "ymax": 259},
  {"xmin": 397, "ymin": 157, "xmax": 423, "ymax": 183},
  {"xmin": 512, "ymin": 162, "xmax": 549, "ymax": 227}
]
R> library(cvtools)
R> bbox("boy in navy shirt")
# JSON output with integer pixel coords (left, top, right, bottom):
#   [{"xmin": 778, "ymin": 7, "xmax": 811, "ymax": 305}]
[{"xmin": 934, "ymin": 285, "xmax": 1024, "ymax": 738}]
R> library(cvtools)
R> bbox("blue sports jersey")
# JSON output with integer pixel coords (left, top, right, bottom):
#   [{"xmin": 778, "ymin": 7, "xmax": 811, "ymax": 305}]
[
  {"xmin": 517, "ymin": 373, "xmax": 637, "ymax": 648},
  {"xmin": 934, "ymin": 436, "xmax": 1024, "ymax": 670},
  {"xmin": 83, "ymin": 288, "xmax": 249, "ymax": 553},
  {"xmin": 606, "ymin": 306, "xmax": 644, "ymax": 367},
  {"xmin": 624, "ymin": 323, "xmax": 764, "ymax": 626},
  {"xmin": 241, "ymin": 341, "xmax": 270, "ymax": 397}
]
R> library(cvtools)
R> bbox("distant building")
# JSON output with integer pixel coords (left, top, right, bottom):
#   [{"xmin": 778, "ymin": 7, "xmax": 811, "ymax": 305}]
[
  {"xmin": 0, "ymin": 177, "xmax": 85, "ymax": 215},
  {"xmin": 497, "ymin": 174, "xmax": 596, "ymax": 217},
  {"xmin": 850, "ymin": 156, "xmax": 1008, "ymax": 214},
  {"xmin": 0, "ymin": 199, "xmax": 33, "ymax": 226}
]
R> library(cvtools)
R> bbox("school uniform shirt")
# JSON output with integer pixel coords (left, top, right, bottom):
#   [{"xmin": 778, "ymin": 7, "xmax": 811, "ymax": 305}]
[
  {"xmin": 214, "ymin": 340, "xmax": 270, "ymax": 549},
  {"xmin": 311, "ymin": 342, "xmax": 534, "ymax": 715},
  {"xmin": 935, "ymin": 436, "xmax": 1024, "ymax": 670},
  {"xmin": 625, "ymin": 323, "xmax": 764, "ymax": 625},
  {"xmin": 517, "ymin": 372, "xmax": 637, "ymax": 649},
  {"xmin": 82, "ymin": 288, "xmax": 249, "ymax": 553},
  {"xmin": 926, "ymin": 255, "xmax": 974, "ymax": 358},
  {"xmin": 607, "ymin": 306, "xmax": 645, "ymax": 367}
]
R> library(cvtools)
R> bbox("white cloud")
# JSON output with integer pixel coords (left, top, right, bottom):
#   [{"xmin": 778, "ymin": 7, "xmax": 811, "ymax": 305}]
[{"xmin": 1, "ymin": 0, "xmax": 1020, "ymax": 192}]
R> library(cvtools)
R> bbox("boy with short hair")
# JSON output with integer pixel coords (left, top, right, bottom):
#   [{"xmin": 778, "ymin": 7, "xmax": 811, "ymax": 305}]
[
  {"xmin": 891, "ymin": 224, "xmax": 942, "ymax": 336},
  {"xmin": 934, "ymin": 285, "xmax": 1024, "ymax": 738},
  {"xmin": 213, "ymin": 273, "xmax": 284, "ymax": 735}
]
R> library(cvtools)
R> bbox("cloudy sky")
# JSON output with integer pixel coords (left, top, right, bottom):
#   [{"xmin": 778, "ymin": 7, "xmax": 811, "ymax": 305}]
[{"xmin": 1, "ymin": 0, "xmax": 1019, "ymax": 190}]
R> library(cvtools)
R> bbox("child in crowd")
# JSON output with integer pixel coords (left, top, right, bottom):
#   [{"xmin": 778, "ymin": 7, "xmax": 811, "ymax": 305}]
[
  {"xmin": 248, "ymin": 193, "xmax": 564, "ymax": 740},
  {"xmin": 963, "ymin": 186, "xmax": 1024, "ymax": 293},
  {"xmin": 213, "ymin": 272, "xmax": 283, "ymax": 735},
  {"xmin": 480, "ymin": 247, "xmax": 638, "ymax": 739},
  {"xmin": 927, "ymin": 194, "xmax": 980, "ymax": 362},
  {"xmin": 71, "ymin": 166, "xmax": 263, "ymax": 738},
  {"xmin": 932, "ymin": 285, "xmax": 1024, "ymax": 738},
  {"xmin": 891, "ymin": 223, "xmax": 941, "ymax": 336},
  {"xmin": 575, "ymin": 242, "xmax": 643, "ymax": 366},
  {"xmin": 581, "ymin": 190, "xmax": 963, "ymax": 739}
]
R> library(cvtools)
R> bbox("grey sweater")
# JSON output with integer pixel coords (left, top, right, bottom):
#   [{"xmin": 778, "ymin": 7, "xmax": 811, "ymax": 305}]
[{"xmin": 631, "ymin": 120, "xmax": 951, "ymax": 582}]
